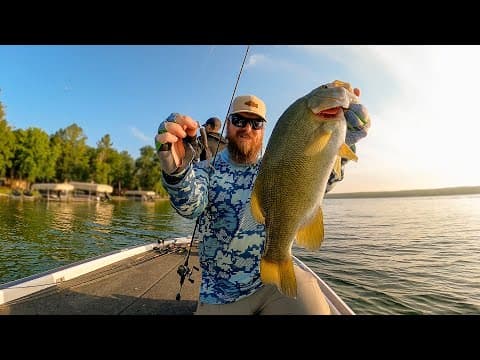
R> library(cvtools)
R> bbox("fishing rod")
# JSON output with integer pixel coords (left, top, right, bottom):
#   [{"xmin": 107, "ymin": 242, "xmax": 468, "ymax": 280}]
[{"xmin": 175, "ymin": 45, "xmax": 251, "ymax": 301}]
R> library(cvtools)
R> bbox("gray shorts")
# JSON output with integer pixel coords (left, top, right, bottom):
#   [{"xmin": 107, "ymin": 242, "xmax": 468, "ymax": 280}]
[{"xmin": 194, "ymin": 265, "xmax": 331, "ymax": 315}]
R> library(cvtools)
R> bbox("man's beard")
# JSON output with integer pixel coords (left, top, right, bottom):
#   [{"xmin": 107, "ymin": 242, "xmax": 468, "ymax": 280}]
[{"xmin": 227, "ymin": 133, "xmax": 262, "ymax": 165}]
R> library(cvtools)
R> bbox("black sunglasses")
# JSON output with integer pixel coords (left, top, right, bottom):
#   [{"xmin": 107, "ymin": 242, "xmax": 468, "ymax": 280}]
[{"xmin": 229, "ymin": 114, "xmax": 265, "ymax": 130}]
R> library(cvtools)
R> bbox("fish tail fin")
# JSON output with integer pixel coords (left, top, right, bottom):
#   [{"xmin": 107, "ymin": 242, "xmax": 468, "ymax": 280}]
[
  {"xmin": 296, "ymin": 206, "xmax": 324, "ymax": 250},
  {"xmin": 261, "ymin": 258, "xmax": 297, "ymax": 298}
]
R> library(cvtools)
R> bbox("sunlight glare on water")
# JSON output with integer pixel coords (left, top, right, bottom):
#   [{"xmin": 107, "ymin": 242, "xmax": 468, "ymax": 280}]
[{"xmin": 1, "ymin": 194, "xmax": 479, "ymax": 314}]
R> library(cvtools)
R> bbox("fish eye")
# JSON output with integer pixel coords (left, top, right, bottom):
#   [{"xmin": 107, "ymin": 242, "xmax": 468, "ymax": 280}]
[{"xmin": 320, "ymin": 85, "xmax": 328, "ymax": 89}]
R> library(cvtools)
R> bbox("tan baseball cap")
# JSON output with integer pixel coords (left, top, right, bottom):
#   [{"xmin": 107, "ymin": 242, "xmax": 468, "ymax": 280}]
[{"xmin": 228, "ymin": 94, "xmax": 267, "ymax": 122}]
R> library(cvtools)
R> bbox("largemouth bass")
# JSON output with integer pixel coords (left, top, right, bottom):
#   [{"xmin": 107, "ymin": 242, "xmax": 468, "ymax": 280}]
[{"xmin": 250, "ymin": 80, "xmax": 359, "ymax": 297}]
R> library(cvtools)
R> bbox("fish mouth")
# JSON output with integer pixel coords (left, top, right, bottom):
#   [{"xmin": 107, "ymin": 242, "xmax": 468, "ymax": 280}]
[{"xmin": 315, "ymin": 107, "xmax": 342, "ymax": 118}]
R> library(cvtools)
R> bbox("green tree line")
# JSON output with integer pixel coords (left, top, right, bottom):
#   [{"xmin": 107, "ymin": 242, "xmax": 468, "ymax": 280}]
[{"xmin": 0, "ymin": 96, "xmax": 167, "ymax": 197}]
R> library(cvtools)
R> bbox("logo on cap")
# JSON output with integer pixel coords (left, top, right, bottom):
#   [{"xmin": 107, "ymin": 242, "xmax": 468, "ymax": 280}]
[{"xmin": 245, "ymin": 100, "xmax": 258, "ymax": 108}]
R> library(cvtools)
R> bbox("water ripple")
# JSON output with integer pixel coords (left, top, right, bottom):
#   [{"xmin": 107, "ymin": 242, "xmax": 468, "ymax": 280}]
[{"xmin": 1, "ymin": 195, "xmax": 480, "ymax": 314}]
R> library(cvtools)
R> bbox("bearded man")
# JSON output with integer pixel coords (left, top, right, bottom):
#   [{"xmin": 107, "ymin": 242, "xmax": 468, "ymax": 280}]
[{"xmin": 155, "ymin": 91, "xmax": 370, "ymax": 315}]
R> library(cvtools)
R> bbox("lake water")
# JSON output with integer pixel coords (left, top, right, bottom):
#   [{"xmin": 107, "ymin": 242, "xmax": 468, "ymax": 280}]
[{"xmin": 1, "ymin": 195, "xmax": 479, "ymax": 314}]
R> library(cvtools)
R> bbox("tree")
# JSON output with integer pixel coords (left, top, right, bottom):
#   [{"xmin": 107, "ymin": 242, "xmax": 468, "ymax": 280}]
[
  {"xmin": 0, "ymin": 96, "xmax": 15, "ymax": 178},
  {"xmin": 45, "ymin": 134, "xmax": 62, "ymax": 182},
  {"xmin": 110, "ymin": 150, "xmax": 135, "ymax": 194},
  {"xmin": 133, "ymin": 145, "xmax": 166, "ymax": 196},
  {"xmin": 53, "ymin": 124, "xmax": 91, "ymax": 182},
  {"xmin": 93, "ymin": 134, "xmax": 113, "ymax": 184},
  {"xmin": 11, "ymin": 127, "xmax": 55, "ymax": 184}
]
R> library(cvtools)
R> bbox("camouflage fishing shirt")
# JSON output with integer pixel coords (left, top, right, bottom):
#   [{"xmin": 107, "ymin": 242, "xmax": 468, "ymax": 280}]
[{"xmin": 163, "ymin": 149, "xmax": 265, "ymax": 304}]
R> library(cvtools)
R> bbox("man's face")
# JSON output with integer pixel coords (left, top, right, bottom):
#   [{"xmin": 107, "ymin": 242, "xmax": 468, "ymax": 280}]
[{"xmin": 226, "ymin": 112, "xmax": 265, "ymax": 164}]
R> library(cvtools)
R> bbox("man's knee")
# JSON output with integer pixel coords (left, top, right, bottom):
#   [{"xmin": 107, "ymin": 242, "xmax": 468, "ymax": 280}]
[
  {"xmin": 194, "ymin": 296, "xmax": 253, "ymax": 315},
  {"xmin": 294, "ymin": 265, "xmax": 331, "ymax": 315}
]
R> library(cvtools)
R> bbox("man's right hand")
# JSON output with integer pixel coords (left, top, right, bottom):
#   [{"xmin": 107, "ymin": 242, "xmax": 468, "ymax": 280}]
[{"xmin": 155, "ymin": 113, "xmax": 199, "ymax": 175}]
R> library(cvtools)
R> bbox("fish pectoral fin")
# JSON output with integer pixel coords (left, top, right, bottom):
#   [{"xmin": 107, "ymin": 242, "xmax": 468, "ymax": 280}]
[
  {"xmin": 305, "ymin": 131, "xmax": 332, "ymax": 157},
  {"xmin": 261, "ymin": 258, "xmax": 297, "ymax": 298},
  {"xmin": 338, "ymin": 143, "xmax": 358, "ymax": 162},
  {"xmin": 296, "ymin": 207, "xmax": 324, "ymax": 251},
  {"xmin": 333, "ymin": 156, "xmax": 342, "ymax": 178},
  {"xmin": 250, "ymin": 186, "xmax": 265, "ymax": 224}
]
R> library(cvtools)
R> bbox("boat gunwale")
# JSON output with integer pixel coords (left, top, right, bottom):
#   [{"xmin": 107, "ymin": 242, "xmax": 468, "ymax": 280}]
[
  {"xmin": 0, "ymin": 237, "xmax": 192, "ymax": 305},
  {"xmin": 1, "ymin": 238, "xmax": 354, "ymax": 315},
  {"xmin": 293, "ymin": 256, "xmax": 355, "ymax": 315}
]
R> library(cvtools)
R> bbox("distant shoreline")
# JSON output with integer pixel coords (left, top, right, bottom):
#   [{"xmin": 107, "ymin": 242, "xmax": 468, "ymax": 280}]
[
  {"xmin": 326, "ymin": 186, "xmax": 480, "ymax": 199},
  {"xmin": 110, "ymin": 196, "xmax": 169, "ymax": 201},
  {"xmin": 0, "ymin": 192, "xmax": 170, "ymax": 201},
  {"xmin": 2, "ymin": 186, "xmax": 479, "ymax": 200}
]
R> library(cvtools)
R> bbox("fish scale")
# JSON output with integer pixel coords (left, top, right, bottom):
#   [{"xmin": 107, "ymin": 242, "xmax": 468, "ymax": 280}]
[{"xmin": 250, "ymin": 80, "xmax": 359, "ymax": 297}]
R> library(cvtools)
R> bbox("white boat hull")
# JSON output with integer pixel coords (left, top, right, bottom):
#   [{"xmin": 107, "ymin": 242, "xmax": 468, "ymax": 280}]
[{"xmin": 0, "ymin": 237, "xmax": 354, "ymax": 314}]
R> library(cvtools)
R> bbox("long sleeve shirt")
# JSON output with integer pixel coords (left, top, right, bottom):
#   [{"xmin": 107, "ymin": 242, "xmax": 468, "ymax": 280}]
[{"xmin": 163, "ymin": 150, "xmax": 265, "ymax": 304}]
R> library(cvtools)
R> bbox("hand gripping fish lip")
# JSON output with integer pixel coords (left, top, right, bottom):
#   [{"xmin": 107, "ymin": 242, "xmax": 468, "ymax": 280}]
[{"xmin": 307, "ymin": 84, "xmax": 358, "ymax": 115}]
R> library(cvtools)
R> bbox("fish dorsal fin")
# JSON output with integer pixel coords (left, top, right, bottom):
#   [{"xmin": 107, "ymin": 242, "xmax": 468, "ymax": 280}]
[
  {"xmin": 250, "ymin": 185, "xmax": 265, "ymax": 224},
  {"xmin": 305, "ymin": 131, "xmax": 332, "ymax": 157},
  {"xmin": 333, "ymin": 156, "xmax": 342, "ymax": 178},
  {"xmin": 338, "ymin": 143, "xmax": 358, "ymax": 162},
  {"xmin": 296, "ymin": 206, "xmax": 324, "ymax": 251}
]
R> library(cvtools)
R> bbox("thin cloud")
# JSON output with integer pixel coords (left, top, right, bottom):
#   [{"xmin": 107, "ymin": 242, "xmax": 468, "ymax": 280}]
[
  {"xmin": 130, "ymin": 127, "xmax": 151, "ymax": 143},
  {"xmin": 296, "ymin": 45, "xmax": 480, "ymax": 190},
  {"xmin": 245, "ymin": 54, "xmax": 268, "ymax": 68},
  {"xmin": 295, "ymin": 45, "xmax": 430, "ymax": 91},
  {"xmin": 245, "ymin": 52, "xmax": 315, "ymax": 79},
  {"xmin": 200, "ymin": 46, "xmax": 216, "ymax": 71}
]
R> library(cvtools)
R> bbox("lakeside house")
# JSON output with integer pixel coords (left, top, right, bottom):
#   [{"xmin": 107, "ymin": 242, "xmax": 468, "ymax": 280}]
[
  {"xmin": 31, "ymin": 183, "xmax": 74, "ymax": 201},
  {"xmin": 30, "ymin": 182, "xmax": 113, "ymax": 201},
  {"xmin": 69, "ymin": 181, "xmax": 113, "ymax": 201},
  {"xmin": 124, "ymin": 190, "xmax": 156, "ymax": 201}
]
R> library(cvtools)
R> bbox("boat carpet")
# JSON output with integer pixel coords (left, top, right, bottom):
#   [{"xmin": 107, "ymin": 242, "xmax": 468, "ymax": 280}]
[{"xmin": 0, "ymin": 244, "xmax": 200, "ymax": 315}]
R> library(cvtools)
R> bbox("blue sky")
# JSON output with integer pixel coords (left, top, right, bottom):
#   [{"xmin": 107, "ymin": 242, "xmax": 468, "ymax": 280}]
[{"xmin": 1, "ymin": 45, "xmax": 479, "ymax": 193}]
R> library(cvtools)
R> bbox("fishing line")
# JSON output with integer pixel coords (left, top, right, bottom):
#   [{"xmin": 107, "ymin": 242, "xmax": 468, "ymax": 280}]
[
  {"xmin": 211, "ymin": 45, "xmax": 250, "ymax": 166},
  {"xmin": 175, "ymin": 45, "xmax": 251, "ymax": 301}
]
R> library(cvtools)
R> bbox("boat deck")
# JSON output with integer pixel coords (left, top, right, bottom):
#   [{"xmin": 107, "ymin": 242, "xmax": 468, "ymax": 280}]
[{"xmin": 0, "ymin": 244, "xmax": 200, "ymax": 315}]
